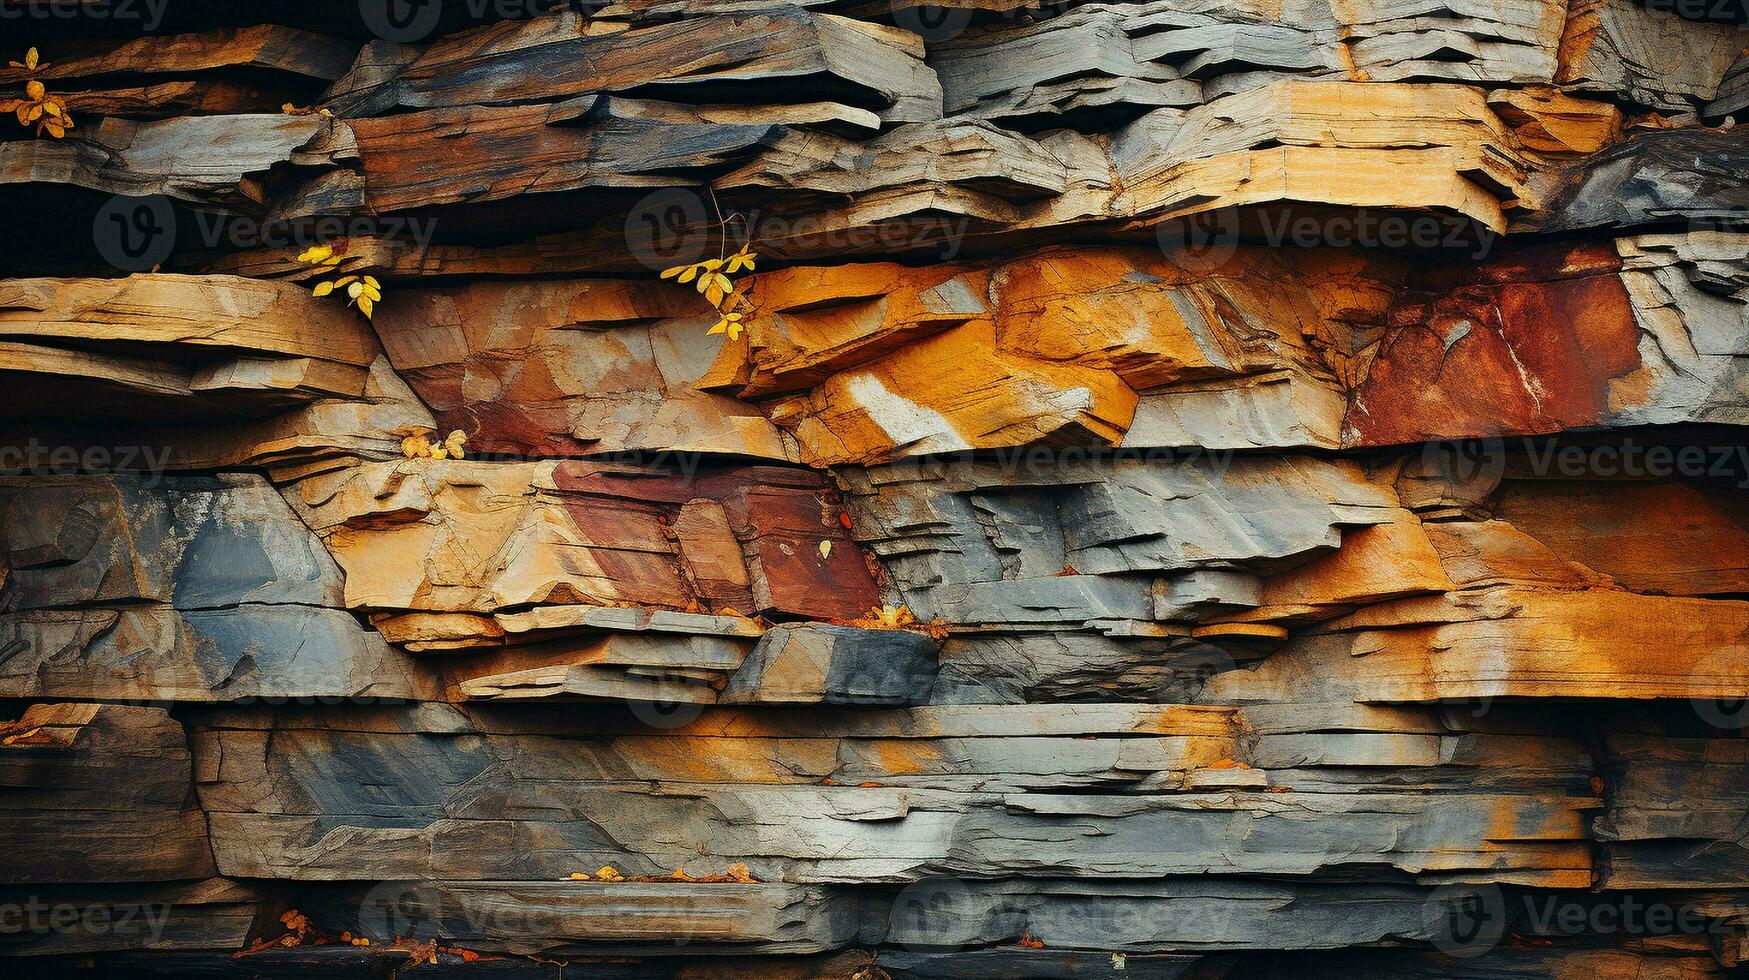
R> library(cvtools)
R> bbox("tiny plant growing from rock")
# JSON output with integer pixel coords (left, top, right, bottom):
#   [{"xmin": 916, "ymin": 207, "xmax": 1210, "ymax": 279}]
[
  {"xmin": 658, "ymin": 192, "xmax": 759, "ymax": 341},
  {"xmin": 3, "ymin": 48, "xmax": 73, "ymax": 138},
  {"xmin": 399, "ymin": 429, "xmax": 468, "ymax": 460},
  {"xmin": 298, "ymin": 245, "xmax": 384, "ymax": 319}
]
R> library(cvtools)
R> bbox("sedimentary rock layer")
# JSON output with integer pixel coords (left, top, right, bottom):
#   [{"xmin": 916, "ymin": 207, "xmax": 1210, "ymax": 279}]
[{"xmin": 2, "ymin": 2, "xmax": 1747, "ymax": 977}]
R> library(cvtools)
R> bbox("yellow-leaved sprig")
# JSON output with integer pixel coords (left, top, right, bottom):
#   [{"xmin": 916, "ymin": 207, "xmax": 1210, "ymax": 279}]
[
  {"xmin": 299, "ymin": 246, "xmax": 385, "ymax": 319},
  {"xmin": 660, "ymin": 243, "xmax": 759, "ymax": 342},
  {"xmin": 2, "ymin": 49, "xmax": 74, "ymax": 138},
  {"xmin": 400, "ymin": 429, "xmax": 468, "ymax": 461}
]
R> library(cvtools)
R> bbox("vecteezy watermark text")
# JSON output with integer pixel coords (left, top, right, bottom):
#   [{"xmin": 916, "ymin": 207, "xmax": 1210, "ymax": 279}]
[
  {"xmin": 1422, "ymin": 435, "xmax": 1749, "ymax": 492},
  {"xmin": 0, "ymin": 0, "xmax": 168, "ymax": 30},
  {"xmin": 0, "ymin": 440, "xmax": 172, "ymax": 481},
  {"xmin": 1428, "ymin": 886, "xmax": 1728, "ymax": 957},
  {"xmin": 0, "ymin": 898, "xmax": 174, "ymax": 943},
  {"xmin": 93, "ymin": 194, "xmax": 440, "ymax": 274},
  {"xmin": 624, "ymin": 189, "xmax": 975, "ymax": 271}
]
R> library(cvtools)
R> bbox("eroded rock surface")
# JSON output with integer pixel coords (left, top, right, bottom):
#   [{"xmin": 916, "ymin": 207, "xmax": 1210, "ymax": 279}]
[{"xmin": 2, "ymin": 3, "xmax": 1748, "ymax": 978}]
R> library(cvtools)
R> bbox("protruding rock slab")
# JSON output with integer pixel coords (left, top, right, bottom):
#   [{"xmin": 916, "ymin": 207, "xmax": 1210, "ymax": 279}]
[
  {"xmin": 190, "ymin": 702, "xmax": 1592, "ymax": 887},
  {"xmin": 0, "ymin": 474, "xmax": 430, "ymax": 704},
  {"xmin": 703, "ymin": 246, "xmax": 1394, "ymax": 462},
  {"xmin": 0, "ymin": 704, "xmax": 214, "ymax": 884},
  {"xmin": 721, "ymin": 624, "xmax": 940, "ymax": 706},
  {"xmin": 0, "ymin": 274, "xmax": 430, "ymax": 467},
  {"xmin": 280, "ymin": 459, "xmax": 880, "ymax": 622},
  {"xmin": 354, "ymin": 10, "xmax": 940, "ymax": 122},
  {"xmin": 372, "ymin": 276, "xmax": 791, "ymax": 459},
  {"xmin": 1346, "ymin": 233, "xmax": 1749, "ymax": 444}
]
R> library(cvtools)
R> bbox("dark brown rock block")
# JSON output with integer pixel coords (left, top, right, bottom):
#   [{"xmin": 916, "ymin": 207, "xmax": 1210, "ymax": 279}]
[{"xmin": 0, "ymin": 703, "xmax": 214, "ymax": 884}]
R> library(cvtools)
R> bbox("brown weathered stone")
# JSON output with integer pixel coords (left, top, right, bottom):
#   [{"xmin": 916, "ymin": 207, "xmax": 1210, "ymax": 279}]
[
  {"xmin": 0, "ymin": 704, "xmax": 214, "ymax": 884},
  {"xmin": 279, "ymin": 459, "xmax": 879, "ymax": 622}
]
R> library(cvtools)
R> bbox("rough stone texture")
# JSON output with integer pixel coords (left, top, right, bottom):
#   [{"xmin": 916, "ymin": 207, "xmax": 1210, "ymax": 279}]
[
  {"xmin": 187, "ymin": 702, "xmax": 1593, "ymax": 887},
  {"xmin": 720, "ymin": 623, "xmax": 941, "ymax": 705},
  {"xmin": 3, "ymin": 2, "xmax": 1749, "ymax": 977},
  {"xmin": 0, "ymin": 703, "xmax": 214, "ymax": 884},
  {"xmin": 0, "ymin": 474, "xmax": 431, "ymax": 704},
  {"xmin": 277, "ymin": 459, "xmax": 880, "ymax": 623},
  {"xmin": 0, "ymin": 275, "xmax": 431, "ymax": 468},
  {"xmin": 372, "ymin": 277, "xmax": 791, "ymax": 460}
]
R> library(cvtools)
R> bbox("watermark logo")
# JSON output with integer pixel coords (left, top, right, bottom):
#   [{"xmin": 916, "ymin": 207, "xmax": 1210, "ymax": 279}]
[
  {"xmin": 887, "ymin": 1, "xmax": 1077, "ymax": 43},
  {"xmin": 1156, "ymin": 209, "xmax": 1241, "ymax": 276},
  {"xmin": 891, "ymin": 876, "xmax": 977, "ymax": 951},
  {"xmin": 358, "ymin": 881, "xmax": 447, "ymax": 942},
  {"xmin": 625, "ymin": 188, "xmax": 714, "ymax": 274},
  {"xmin": 1423, "ymin": 884, "xmax": 1505, "ymax": 957},
  {"xmin": 625, "ymin": 678, "xmax": 709, "ymax": 730},
  {"xmin": 1151, "ymin": 207, "xmax": 1498, "ymax": 274},
  {"xmin": 359, "ymin": 0, "xmax": 447, "ymax": 43},
  {"xmin": 1419, "ymin": 436, "xmax": 1508, "ymax": 494},
  {"xmin": 1689, "ymin": 646, "xmax": 1749, "ymax": 729},
  {"xmin": 359, "ymin": 0, "xmax": 606, "ymax": 43},
  {"xmin": 92, "ymin": 195, "xmax": 177, "ymax": 273},
  {"xmin": 1641, "ymin": 0, "xmax": 1749, "ymax": 23},
  {"xmin": 0, "ymin": 440, "xmax": 173, "ymax": 483},
  {"xmin": 890, "ymin": 3, "xmax": 974, "ymax": 43},
  {"xmin": 90, "ymin": 193, "xmax": 441, "ymax": 274},
  {"xmin": 1255, "ymin": 209, "xmax": 1499, "ymax": 259}
]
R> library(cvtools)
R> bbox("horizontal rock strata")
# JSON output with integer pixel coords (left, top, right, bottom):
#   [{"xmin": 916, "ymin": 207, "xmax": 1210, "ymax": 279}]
[{"xmin": 3, "ymin": 2, "xmax": 1747, "ymax": 977}]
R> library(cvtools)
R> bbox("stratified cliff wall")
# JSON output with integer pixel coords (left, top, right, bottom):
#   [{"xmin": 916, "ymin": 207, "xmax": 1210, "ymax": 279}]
[{"xmin": 2, "ymin": 1, "xmax": 1748, "ymax": 977}]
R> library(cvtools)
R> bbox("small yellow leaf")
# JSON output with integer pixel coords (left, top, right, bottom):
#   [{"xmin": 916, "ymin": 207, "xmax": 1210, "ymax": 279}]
[
  {"xmin": 333, "ymin": 275, "xmax": 358, "ymax": 287},
  {"xmin": 42, "ymin": 101, "xmax": 60, "ymax": 119},
  {"xmin": 357, "ymin": 295, "xmax": 374, "ymax": 318},
  {"xmin": 818, "ymin": 540, "xmax": 832, "ymax": 559},
  {"xmin": 428, "ymin": 444, "xmax": 447, "ymax": 460},
  {"xmin": 659, "ymin": 264, "xmax": 689, "ymax": 280},
  {"xmin": 445, "ymin": 431, "xmax": 467, "ymax": 449},
  {"xmin": 25, "ymin": 80, "xmax": 45, "ymax": 101},
  {"xmin": 296, "ymin": 245, "xmax": 333, "ymax": 264},
  {"xmin": 725, "ymin": 245, "xmax": 758, "ymax": 274},
  {"xmin": 25, "ymin": 48, "xmax": 39, "ymax": 71},
  {"xmin": 25, "ymin": 104, "xmax": 43, "ymax": 123},
  {"xmin": 41, "ymin": 120, "xmax": 63, "ymax": 139},
  {"xmin": 311, "ymin": 281, "xmax": 336, "ymax": 297},
  {"xmin": 362, "ymin": 275, "xmax": 380, "ymax": 289},
  {"xmin": 449, "ymin": 445, "xmax": 465, "ymax": 459},
  {"xmin": 346, "ymin": 282, "xmax": 364, "ymax": 299},
  {"xmin": 708, "ymin": 310, "xmax": 745, "ymax": 340}
]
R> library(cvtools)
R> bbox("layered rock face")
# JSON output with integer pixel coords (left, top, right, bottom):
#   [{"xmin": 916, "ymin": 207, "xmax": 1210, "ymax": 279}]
[{"xmin": 1, "ymin": 3, "xmax": 1747, "ymax": 978}]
